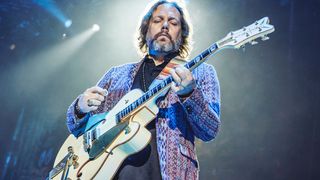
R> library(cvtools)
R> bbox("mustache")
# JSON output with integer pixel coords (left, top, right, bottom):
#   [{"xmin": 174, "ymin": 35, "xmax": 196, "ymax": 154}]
[{"xmin": 154, "ymin": 32, "xmax": 172, "ymax": 41}]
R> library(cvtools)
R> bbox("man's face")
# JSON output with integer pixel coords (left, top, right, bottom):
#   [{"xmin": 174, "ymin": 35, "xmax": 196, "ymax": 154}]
[{"xmin": 146, "ymin": 4, "xmax": 182, "ymax": 55}]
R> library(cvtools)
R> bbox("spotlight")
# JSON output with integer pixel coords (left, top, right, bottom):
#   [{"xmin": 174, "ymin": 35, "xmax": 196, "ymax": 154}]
[
  {"xmin": 62, "ymin": 33, "xmax": 67, "ymax": 39},
  {"xmin": 92, "ymin": 24, "xmax": 100, "ymax": 32},
  {"xmin": 10, "ymin": 44, "xmax": 16, "ymax": 50},
  {"xmin": 64, "ymin": 19, "xmax": 72, "ymax": 28}
]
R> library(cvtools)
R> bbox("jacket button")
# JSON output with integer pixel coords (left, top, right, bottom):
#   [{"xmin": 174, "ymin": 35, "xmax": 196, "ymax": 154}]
[{"xmin": 186, "ymin": 105, "xmax": 192, "ymax": 114}]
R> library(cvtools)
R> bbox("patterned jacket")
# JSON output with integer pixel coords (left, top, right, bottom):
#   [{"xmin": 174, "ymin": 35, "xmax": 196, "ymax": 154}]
[{"xmin": 66, "ymin": 60, "xmax": 221, "ymax": 180}]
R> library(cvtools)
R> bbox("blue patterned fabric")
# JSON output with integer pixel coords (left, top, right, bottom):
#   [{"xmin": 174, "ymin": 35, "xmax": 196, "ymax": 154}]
[{"xmin": 66, "ymin": 60, "xmax": 221, "ymax": 180}]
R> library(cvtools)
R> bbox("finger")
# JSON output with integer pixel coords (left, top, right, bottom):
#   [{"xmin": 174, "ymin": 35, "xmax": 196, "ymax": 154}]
[
  {"xmin": 87, "ymin": 99, "xmax": 102, "ymax": 106},
  {"xmin": 170, "ymin": 69, "xmax": 182, "ymax": 85},
  {"xmin": 88, "ymin": 93, "xmax": 105, "ymax": 102},
  {"xmin": 86, "ymin": 86, "xmax": 108, "ymax": 96},
  {"xmin": 87, "ymin": 106, "xmax": 98, "ymax": 112},
  {"xmin": 171, "ymin": 82, "xmax": 181, "ymax": 92},
  {"xmin": 175, "ymin": 67, "xmax": 188, "ymax": 81}
]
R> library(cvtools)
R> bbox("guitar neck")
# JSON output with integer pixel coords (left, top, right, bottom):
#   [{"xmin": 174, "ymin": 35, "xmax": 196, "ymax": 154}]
[
  {"xmin": 115, "ymin": 42, "xmax": 220, "ymax": 122},
  {"xmin": 184, "ymin": 43, "xmax": 219, "ymax": 71},
  {"xmin": 115, "ymin": 16, "xmax": 275, "ymax": 123}
]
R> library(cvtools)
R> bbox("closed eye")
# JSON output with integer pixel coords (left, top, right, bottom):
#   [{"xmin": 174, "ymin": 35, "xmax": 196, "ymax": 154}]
[
  {"xmin": 169, "ymin": 17, "xmax": 179, "ymax": 26},
  {"xmin": 153, "ymin": 16, "xmax": 163, "ymax": 23}
]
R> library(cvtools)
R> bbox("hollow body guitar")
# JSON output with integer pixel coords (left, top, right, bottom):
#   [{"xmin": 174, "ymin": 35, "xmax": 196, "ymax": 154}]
[
  {"xmin": 51, "ymin": 88, "xmax": 165, "ymax": 180},
  {"xmin": 49, "ymin": 17, "xmax": 274, "ymax": 180}
]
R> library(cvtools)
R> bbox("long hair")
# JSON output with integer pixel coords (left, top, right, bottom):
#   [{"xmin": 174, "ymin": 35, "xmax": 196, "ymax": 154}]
[{"xmin": 136, "ymin": 0, "xmax": 193, "ymax": 59}]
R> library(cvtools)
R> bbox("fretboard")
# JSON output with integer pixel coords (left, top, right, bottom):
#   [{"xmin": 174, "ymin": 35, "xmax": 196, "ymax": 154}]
[{"xmin": 115, "ymin": 43, "xmax": 219, "ymax": 122}]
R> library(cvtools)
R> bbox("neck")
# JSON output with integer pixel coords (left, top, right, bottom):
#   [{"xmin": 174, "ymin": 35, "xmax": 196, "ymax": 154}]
[
  {"xmin": 148, "ymin": 51, "xmax": 179, "ymax": 66},
  {"xmin": 151, "ymin": 56, "xmax": 165, "ymax": 66}
]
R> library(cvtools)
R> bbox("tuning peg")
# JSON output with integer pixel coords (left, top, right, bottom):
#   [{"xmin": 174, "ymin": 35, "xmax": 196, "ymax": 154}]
[
  {"xmin": 261, "ymin": 36, "xmax": 270, "ymax": 41},
  {"xmin": 250, "ymin": 41, "xmax": 258, "ymax": 45}
]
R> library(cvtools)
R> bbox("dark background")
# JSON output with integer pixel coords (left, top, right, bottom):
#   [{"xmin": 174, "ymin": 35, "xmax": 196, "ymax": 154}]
[{"xmin": 0, "ymin": 0, "xmax": 319, "ymax": 179}]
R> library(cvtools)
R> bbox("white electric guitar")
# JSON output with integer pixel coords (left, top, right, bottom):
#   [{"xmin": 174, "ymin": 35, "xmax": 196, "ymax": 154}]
[{"xmin": 48, "ymin": 17, "xmax": 275, "ymax": 180}]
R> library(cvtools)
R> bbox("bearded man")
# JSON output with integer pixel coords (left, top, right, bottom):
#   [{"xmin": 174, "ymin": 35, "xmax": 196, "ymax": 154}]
[{"xmin": 66, "ymin": 0, "xmax": 221, "ymax": 179}]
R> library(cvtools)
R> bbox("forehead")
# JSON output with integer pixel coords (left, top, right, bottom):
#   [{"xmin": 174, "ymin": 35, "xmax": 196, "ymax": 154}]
[{"xmin": 152, "ymin": 4, "xmax": 181, "ymax": 19}]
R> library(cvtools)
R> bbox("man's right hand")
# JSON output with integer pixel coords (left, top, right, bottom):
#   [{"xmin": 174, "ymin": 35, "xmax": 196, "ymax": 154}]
[{"xmin": 77, "ymin": 86, "xmax": 108, "ymax": 113}]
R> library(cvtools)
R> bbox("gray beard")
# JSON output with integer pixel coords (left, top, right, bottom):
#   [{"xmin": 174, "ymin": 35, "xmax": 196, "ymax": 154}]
[{"xmin": 147, "ymin": 37, "xmax": 181, "ymax": 55}]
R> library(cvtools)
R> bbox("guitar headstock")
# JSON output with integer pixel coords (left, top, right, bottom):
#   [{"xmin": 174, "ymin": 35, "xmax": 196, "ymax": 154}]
[{"xmin": 217, "ymin": 17, "xmax": 275, "ymax": 49}]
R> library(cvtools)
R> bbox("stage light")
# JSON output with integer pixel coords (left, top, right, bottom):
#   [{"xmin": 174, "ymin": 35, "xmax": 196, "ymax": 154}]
[
  {"xmin": 33, "ymin": 0, "xmax": 72, "ymax": 28},
  {"xmin": 10, "ymin": 44, "xmax": 16, "ymax": 50},
  {"xmin": 62, "ymin": 33, "xmax": 67, "ymax": 39},
  {"xmin": 92, "ymin": 24, "xmax": 100, "ymax": 32},
  {"xmin": 64, "ymin": 19, "xmax": 72, "ymax": 28}
]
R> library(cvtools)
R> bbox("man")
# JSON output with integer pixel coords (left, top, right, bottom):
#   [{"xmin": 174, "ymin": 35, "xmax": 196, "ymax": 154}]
[{"xmin": 66, "ymin": 0, "xmax": 221, "ymax": 179}]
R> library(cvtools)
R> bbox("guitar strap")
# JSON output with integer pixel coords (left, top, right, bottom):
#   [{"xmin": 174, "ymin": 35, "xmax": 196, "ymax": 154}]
[{"xmin": 148, "ymin": 57, "xmax": 186, "ymax": 90}]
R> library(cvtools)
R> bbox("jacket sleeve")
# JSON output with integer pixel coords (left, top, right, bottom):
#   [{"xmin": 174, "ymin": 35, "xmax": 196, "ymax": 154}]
[
  {"xmin": 66, "ymin": 67, "xmax": 115, "ymax": 137},
  {"xmin": 181, "ymin": 64, "xmax": 221, "ymax": 142}
]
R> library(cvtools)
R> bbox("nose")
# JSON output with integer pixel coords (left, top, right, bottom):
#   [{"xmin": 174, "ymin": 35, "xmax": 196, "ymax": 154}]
[{"xmin": 161, "ymin": 21, "xmax": 169, "ymax": 32}]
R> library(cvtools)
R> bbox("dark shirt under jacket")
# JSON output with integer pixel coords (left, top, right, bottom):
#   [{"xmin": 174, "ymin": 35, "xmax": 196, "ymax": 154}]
[{"xmin": 114, "ymin": 56, "xmax": 170, "ymax": 180}]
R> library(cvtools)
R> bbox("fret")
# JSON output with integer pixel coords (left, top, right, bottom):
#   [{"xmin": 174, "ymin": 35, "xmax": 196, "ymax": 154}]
[
  {"xmin": 185, "ymin": 62, "xmax": 190, "ymax": 69},
  {"xmin": 199, "ymin": 53, "xmax": 204, "ymax": 61},
  {"xmin": 151, "ymin": 88, "xmax": 155, "ymax": 95},
  {"xmin": 195, "ymin": 56, "xmax": 201, "ymax": 64},
  {"xmin": 138, "ymin": 97, "xmax": 142, "ymax": 104},
  {"xmin": 114, "ymin": 43, "xmax": 218, "ymax": 125},
  {"xmin": 165, "ymin": 77, "xmax": 172, "ymax": 85},
  {"xmin": 187, "ymin": 60, "xmax": 195, "ymax": 69},
  {"xmin": 162, "ymin": 80, "xmax": 166, "ymax": 87},
  {"xmin": 209, "ymin": 43, "xmax": 217, "ymax": 53},
  {"xmin": 119, "ymin": 111, "xmax": 123, "ymax": 120},
  {"xmin": 203, "ymin": 49, "xmax": 211, "ymax": 57},
  {"xmin": 156, "ymin": 84, "xmax": 161, "ymax": 91}
]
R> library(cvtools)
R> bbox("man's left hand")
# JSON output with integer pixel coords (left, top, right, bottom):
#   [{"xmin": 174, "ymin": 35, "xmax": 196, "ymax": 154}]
[{"xmin": 170, "ymin": 66, "xmax": 196, "ymax": 96}]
